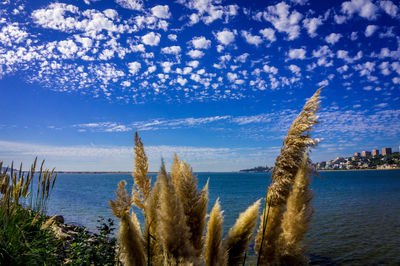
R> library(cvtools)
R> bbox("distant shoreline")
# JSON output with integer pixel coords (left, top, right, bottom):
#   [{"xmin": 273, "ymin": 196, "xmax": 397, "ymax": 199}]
[
  {"xmin": 53, "ymin": 169, "xmax": 400, "ymax": 174},
  {"xmin": 318, "ymin": 168, "xmax": 400, "ymax": 172}
]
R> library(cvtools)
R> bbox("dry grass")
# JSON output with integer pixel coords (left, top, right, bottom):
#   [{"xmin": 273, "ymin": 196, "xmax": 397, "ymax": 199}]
[
  {"xmin": 205, "ymin": 199, "xmax": 226, "ymax": 266},
  {"xmin": 255, "ymin": 87, "xmax": 321, "ymax": 265},
  {"xmin": 110, "ymin": 88, "xmax": 322, "ymax": 265},
  {"xmin": 278, "ymin": 154, "xmax": 313, "ymax": 265}
]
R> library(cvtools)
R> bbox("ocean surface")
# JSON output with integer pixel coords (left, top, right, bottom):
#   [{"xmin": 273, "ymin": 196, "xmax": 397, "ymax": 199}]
[{"xmin": 45, "ymin": 170, "xmax": 400, "ymax": 265}]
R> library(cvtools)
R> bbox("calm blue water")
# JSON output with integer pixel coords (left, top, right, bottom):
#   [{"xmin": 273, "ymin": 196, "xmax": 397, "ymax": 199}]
[{"xmin": 45, "ymin": 170, "xmax": 400, "ymax": 265}]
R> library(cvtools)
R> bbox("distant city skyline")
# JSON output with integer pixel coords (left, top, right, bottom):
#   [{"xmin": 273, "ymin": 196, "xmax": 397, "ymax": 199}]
[{"xmin": 1, "ymin": 0, "xmax": 400, "ymax": 171}]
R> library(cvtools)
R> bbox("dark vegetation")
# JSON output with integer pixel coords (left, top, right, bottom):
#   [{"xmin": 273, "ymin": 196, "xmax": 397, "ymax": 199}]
[{"xmin": 0, "ymin": 160, "xmax": 119, "ymax": 265}]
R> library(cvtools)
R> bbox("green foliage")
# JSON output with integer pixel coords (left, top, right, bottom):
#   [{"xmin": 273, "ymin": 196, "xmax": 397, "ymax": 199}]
[
  {"xmin": 64, "ymin": 217, "xmax": 119, "ymax": 266},
  {"xmin": 0, "ymin": 205, "xmax": 61, "ymax": 266}
]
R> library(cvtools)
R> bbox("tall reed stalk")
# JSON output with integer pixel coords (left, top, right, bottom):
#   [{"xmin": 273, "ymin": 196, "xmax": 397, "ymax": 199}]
[
  {"xmin": 110, "ymin": 87, "xmax": 322, "ymax": 265},
  {"xmin": 255, "ymin": 87, "xmax": 321, "ymax": 265}
]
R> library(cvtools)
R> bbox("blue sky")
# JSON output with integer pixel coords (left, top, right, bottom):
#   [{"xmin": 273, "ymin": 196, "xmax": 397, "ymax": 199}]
[{"xmin": 1, "ymin": 0, "xmax": 400, "ymax": 171}]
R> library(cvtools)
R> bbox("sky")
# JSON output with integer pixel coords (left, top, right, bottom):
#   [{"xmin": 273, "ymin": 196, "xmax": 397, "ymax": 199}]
[{"xmin": 1, "ymin": 0, "xmax": 400, "ymax": 171}]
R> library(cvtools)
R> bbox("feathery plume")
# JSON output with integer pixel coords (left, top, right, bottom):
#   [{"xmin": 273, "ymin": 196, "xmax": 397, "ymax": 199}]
[
  {"xmin": 110, "ymin": 180, "xmax": 145, "ymax": 266},
  {"xmin": 156, "ymin": 162, "xmax": 195, "ymax": 261},
  {"xmin": 278, "ymin": 154, "xmax": 313, "ymax": 265},
  {"xmin": 144, "ymin": 169, "xmax": 162, "ymax": 264},
  {"xmin": 175, "ymin": 161, "xmax": 209, "ymax": 257},
  {"xmin": 225, "ymin": 199, "xmax": 261, "ymax": 266},
  {"xmin": 132, "ymin": 131, "xmax": 152, "ymax": 209},
  {"xmin": 255, "ymin": 87, "xmax": 321, "ymax": 264},
  {"xmin": 171, "ymin": 153, "xmax": 180, "ymax": 188},
  {"xmin": 205, "ymin": 199, "xmax": 227, "ymax": 266}
]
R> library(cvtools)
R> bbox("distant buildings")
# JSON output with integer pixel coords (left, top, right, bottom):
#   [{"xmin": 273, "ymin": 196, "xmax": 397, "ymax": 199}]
[
  {"xmin": 372, "ymin": 149, "xmax": 379, "ymax": 156},
  {"xmin": 354, "ymin": 152, "xmax": 361, "ymax": 157},
  {"xmin": 362, "ymin": 151, "xmax": 371, "ymax": 157},
  {"xmin": 382, "ymin": 148, "xmax": 392, "ymax": 156}
]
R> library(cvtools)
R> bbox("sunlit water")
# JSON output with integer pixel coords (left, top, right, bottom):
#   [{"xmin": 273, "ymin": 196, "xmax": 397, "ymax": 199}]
[{"xmin": 45, "ymin": 170, "xmax": 400, "ymax": 265}]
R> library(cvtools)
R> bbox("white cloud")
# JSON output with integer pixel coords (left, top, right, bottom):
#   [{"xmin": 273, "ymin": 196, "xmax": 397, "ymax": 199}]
[
  {"xmin": 288, "ymin": 48, "xmax": 306, "ymax": 59},
  {"xmin": 115, "ymin": 0, "xmax": 143, "ymax": 10},
  {"xmin": 291, "ymin": 0, "xmax": 308, "ymax": 5},
  {"xmin": 161, "ymin": 61, "xmax": 174, "ymax": 73},
  {"xmin": 168, "ymin": 34, "xmax": 177, "ymax": 41},
  {"xmin": 288, "ymin": 64, "xmax": 301, "ymax": 75},
  {"xmin": 57, "ymin": 40, "xmax": 78, "ymax": 58},
  {"xmin": 354, "ymin": 61, "xmax": 375, "ymax": 77},
  {"xmin": 32, "ymin": 3, "xmax": 121, "ymax": 37},
  {"xmin": 263, "ymin": 64, "xmax": 278, "ymax": 74},
  {"xmin": 161, "ymin": 45, "xmax": 182, "ymax": 55},
  {"xmin": 365, "ymin": 25, "xmax": 378, "ymax": 37},
  {"xmin": 227, "ymin": 72, "xmax": 238, "ymax": 82},
  {"xmin": 303, "ymin": 17, "xmax": 323, "ymax": 37},
  {"xmin": 0, "ymin": 23, "xmax": 28, "ymax": 46},
  {"xmin": 191, "ymin": 36, "xmax": 211, "ymax": 49},
  {"xmin": 378, "ymin": 61, "xmax": 391, "ymax": 75},
  {"xmin": 178, "ymin": 0, "xmax": 238, "ymax": 25},
  {"xmin": 259, "ymin": 28, "xmax": 276, "ymax": 42},
  {"xmin": 325, "ymin": 33, "xmax": 342, "ymax": 44},
  {"xmin": 187, "ymin": 49, "xmax": 205, "ymax": 59},
  {"xmin": 177, "ymin": 77, "xmax": 187, "ymax": 86},
  {"xmin": 380, "ymin": 0, "xmax": 398, "ymax": 17},
  {"xmin": 75, "ymin": 122, "xmax": 131, "ymax": 132},
  {"xmin": 128, "ymin": 62, "xmax": 141, "ymax": 75},
  {"xmin": 32, "ymin": 3, "xmax": 80, "ymax": 32},
  {"xmin": 375, "ymin": 103, "xmax": 388, "ymax": 108},
  {"xmin": 263, "ymin": 2, "xmax": 303, "ymax": 40},
  {"xmin": 151, "ymin": 5, "xmax": 171, "ymax": 19},
  {"xmin": 363, "ymin": 85, "xmax": 373, "ymax": 91},
  {"xmin": 187, "ymin": 60, "xmax": 199, "ymax": 68},
  {"xmin": 341, "ymin": 0, "xmax": 378, "ymax": 20},
  {"xmin": 334, "ymin": 15, "xmax": 347, "ymax": 24},
  {"xmin": 318, "ymin": 79, "xmax": 329, "ymax": 86},
  {"xmin": 141, "ymin": 32, "xmax": 161, "ymax": 46},
  {"xmin": 337, "ymin": 50, "xmax": 362, "ymax": 63},
  {"xmin": 241, "ymin": 30, "xmax": 263, "ymax": 47},
  {"xmin": 234, "ymin": 53, "xmax": 249, "ymax": 63},
  {"xmin": 216, "ymin": 29, "xmax": 235, "ymax": 45}
]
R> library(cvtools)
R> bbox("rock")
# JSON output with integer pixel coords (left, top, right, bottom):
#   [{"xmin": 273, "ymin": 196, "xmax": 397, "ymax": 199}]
[{"xmin": 55, "ymin": 215, "xmax": 64, "ymax": 224}]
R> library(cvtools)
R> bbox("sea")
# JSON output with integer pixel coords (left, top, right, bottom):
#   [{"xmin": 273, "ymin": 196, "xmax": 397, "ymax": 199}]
[{"xmin": 45, "ymin": 170, "xmax": 400, "ymax": 265}]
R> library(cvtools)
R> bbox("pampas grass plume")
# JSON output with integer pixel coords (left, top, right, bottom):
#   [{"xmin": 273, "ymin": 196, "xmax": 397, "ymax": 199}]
[
  {"xmin": 278, "ymin": 153, "xmax": 313, "ymax": 265},
  {"xmin": 157, "ymin": 162, "xmax": 195, "ymax": 261},
  {"xmin": 225, "ymin": 199, "xmax": 261, "ymax": 266},
  {"xmin": 255, "ymin": 87, "xmax": 321, "ymax": 264},
  {"xmin": 175, "ymin": 159, "xmax": 208, "ymax": 256},
  {"xmin": 205, "ymin": 199, "xmax": 227, "ymax": 266},
  {"xmin": 132, "ymin": 131, "xmax": 152, "ymax": 209},
  {"xmin": 110, "ymin": 180, "xmax": 145, "ymax": 266}
]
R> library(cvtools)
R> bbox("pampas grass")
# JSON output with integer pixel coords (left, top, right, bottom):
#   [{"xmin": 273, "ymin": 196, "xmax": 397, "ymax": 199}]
[
  {"xmin": 174, "ymin": 159, "xmax": 208, "ymax": 257},
  {"xmin": 156, "ymin": 162, "xmax": 196, "ymax": 262},
  {"xmin": 255, "ymin": 87, "xmax": 321, "ymax": 265},
  {"xmin": 110, "ymin": 88, "xmax": 322, "ymax": 266},
  {"xmin": 278, "ymin": 154, "xmax": 313, "ymax": 265},
  {"xmin": 132, "ymin": 131, "xmax": 152, "ymax": 209},
  {"xmin": 225, "ymin": 199, "xmax": 261, "ymax": 266},
  {"xmin": 205, "ymin": 199, "xmax": 226, "ymax": 266},
  {"xmin": 110, "ymin": 180, "xmax": 146, "ymax": 266}
]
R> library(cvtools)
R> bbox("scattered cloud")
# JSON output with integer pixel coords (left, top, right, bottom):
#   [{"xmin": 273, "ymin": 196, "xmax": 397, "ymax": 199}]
[
  {"xmin": 141, "ymin": 32, "xmax": 161, "ymax": 46},
  {"xmin": 262, "ymin": 2, "xmax": 302, "ymax": 40},
  {"xmin": 365, "ymin": 25, "xmax": 378, "ymax": 37},
  {"xmin": 241, "ymin": 30, "xmax": 263, "ymax": 47},
  {"xmin": 151, "ymin": 5, "xmax": 171, "ymax": 19},
  {"xmin": 288, "ymin": 48, "xmax": 306, "ymax": 60},
  {"xmin": 191, "ymin": 36, "xmax": 211, "ymax": 49},
  {"xmin": 216, "ymin": 29, "xmax": 235, "ymax": 45},
  {"xmin": 325, "ymin": 33, "xmax": 342, "ymax": 45}
]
